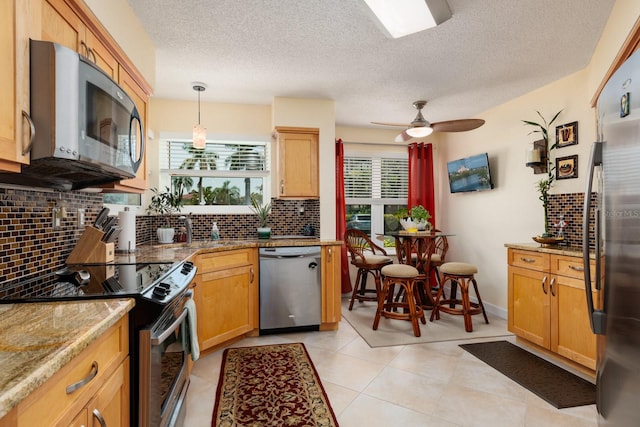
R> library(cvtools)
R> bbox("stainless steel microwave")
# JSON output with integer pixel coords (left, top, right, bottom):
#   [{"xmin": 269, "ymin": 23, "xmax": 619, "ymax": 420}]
[{"xmin": 0, "ymin": 40, "xmax": 145, "ymax": 191}]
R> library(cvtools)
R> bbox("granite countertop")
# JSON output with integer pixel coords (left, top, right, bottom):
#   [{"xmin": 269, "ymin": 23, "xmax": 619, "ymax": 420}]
[
  {"xmin": 0, "ymin": 299, "xmax": 135, "ymax": 419},
  {"xmin": 110, "ymin": 238, "xmax": 340, "ymax": 264},
  {"xmin": 504, "ymin": 242, "xmax": 594, "ymax": 258}
]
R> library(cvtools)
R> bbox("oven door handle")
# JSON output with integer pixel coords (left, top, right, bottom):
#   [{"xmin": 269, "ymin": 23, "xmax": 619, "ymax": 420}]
[{"xmin": 151, "ymin": 308, "xmax": 188, "ymax": 346}]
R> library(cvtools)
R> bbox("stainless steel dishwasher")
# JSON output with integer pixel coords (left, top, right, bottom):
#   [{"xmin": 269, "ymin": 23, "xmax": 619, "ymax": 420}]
[{"xmin": 259, "ymin": 246, "xmax": 322, "ymax": 333}]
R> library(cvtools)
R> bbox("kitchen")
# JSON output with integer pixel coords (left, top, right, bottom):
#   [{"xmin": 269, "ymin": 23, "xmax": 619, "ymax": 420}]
[{"xmin": 1, "ymin": 0, "xmax": 639, "ymax": 426}]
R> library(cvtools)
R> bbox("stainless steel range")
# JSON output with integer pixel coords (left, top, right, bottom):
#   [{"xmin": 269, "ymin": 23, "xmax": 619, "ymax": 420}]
[{"xmin": 0, "ymin": 260, "xmax": 197, "ymax": 427}]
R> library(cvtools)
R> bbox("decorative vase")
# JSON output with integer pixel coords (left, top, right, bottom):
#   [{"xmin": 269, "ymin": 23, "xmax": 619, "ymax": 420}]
[
  {"xmin": 157, "ymin": 227, "xmax": 175, "ymax": 244},
  {"xmin": 257, "ymin": 227, "xmax": 271, "ymax": 239}
]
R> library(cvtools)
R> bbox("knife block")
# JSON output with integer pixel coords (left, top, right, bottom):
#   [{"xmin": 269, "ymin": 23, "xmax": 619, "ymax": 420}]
[{"xmin": 67, "ymin": 226, "xmax": 115, "ymax": 264}]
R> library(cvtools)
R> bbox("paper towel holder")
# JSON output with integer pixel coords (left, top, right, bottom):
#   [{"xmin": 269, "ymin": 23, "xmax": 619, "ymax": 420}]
[{"xmin": 117, "ymin": 207, "xmax": 137, "ymax": 253}]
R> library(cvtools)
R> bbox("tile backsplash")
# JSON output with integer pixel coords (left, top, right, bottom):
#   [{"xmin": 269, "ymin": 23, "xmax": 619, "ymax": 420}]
[
  {"xmin": 0, "ymin": 185, "xmax": 594, "ymax": 292},
  {"xmin": 0, "ymin": 188, "xmax": 320, "ymax": 290}
]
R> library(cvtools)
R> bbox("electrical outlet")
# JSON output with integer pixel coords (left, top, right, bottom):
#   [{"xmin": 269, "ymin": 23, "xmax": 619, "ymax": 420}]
[{"xmin": 78, "ymin": 208, "xmax": 85, "ymax": 228}]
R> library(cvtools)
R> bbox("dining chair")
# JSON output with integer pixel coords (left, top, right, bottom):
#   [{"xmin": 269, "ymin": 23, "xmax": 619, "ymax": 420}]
[{"xmin": 344, "ymin": 229, "xmax": 393, "ymax": 310}]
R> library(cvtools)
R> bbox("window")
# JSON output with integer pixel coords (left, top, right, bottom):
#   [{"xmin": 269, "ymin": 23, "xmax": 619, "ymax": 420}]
[
  {"xmin": 344, "ymin": 154, "xmax": 408, "ymax": 242},
  {"xmin": 160, "ymin": 139, "xmax": 270, "ymax": 213}
]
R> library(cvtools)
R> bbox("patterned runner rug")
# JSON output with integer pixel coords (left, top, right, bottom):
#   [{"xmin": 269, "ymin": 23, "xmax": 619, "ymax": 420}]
[{"xmin": 212, "ymin": 343, "xmax": 339, "ymax": 426}]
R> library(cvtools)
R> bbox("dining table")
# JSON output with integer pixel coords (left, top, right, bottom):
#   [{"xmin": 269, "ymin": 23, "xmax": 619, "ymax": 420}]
[{"xmin": 385, "ymin": 230, "xmax": 453, "ymax": 308}]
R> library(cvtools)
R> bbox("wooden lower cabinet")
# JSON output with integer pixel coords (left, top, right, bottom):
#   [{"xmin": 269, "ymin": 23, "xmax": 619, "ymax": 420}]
[
  {"xmin": 193, "ymin": 248, "xmax": 258, "ymax": 351},
  {"xmin": 1, "ymin": 315, "xmax": 129, "ymax": 427},
  {"xmin": 508, "ymin": 248, "xmax": 597, "ymax": 370},
  {"xmin": 321, "ymin": 244, "xmax": 342, "ymax": 327}
]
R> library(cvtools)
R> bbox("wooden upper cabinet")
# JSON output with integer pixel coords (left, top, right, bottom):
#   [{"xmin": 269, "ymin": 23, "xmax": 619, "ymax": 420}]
[
  {"xmin": 41, "ymin": 0, "xmax": 118, "ymax": 79},
  {"xmin": 0, "ymin": 1, "xmax": 35, "ymax": 173},
  {"xmin": 275, "ymin": 127, "xmax": 319, "ymax": 199}
]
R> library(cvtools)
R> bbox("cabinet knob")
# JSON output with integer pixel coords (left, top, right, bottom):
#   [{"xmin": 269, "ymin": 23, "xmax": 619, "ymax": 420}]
[
  {"xmin": 568, "ymin": 265, "xmax": 584, "ymax": 272},
  {"xmin": 92, "ymin": 408, "xmax": 107, "ymax": 427},
  {"xmin": 541, "ymin": 276, "xmax": 548, "ymax": 294},
  {"xmin": 250, "ymin": 267, "xmax": 255, "ymax": 283},
  {"xmin": 520, "ymin": 257, "xmax": 535, "ymax": 263},
  {"xmin": 550, "ymin": 277, "xmax": 556, "ymax": 297}
]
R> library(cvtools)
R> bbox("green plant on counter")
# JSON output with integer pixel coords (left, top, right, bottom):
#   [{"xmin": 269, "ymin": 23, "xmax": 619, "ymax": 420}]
[
  {"xmin": 147, "ymin": 187, "xmax": 182, "ymax": 228},
  {"xmin": 522, "ymin": 109, "xmax": 562, "ymax": 237},
  {"xmin": 250, "ymin": 195, "xmax": 271, "ymax": 228}
]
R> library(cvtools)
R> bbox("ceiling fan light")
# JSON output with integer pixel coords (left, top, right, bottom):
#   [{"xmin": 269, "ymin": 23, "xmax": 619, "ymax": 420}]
[{"xmin": 406, "ymin": 126, "xmax": 433, "ymax": 138}]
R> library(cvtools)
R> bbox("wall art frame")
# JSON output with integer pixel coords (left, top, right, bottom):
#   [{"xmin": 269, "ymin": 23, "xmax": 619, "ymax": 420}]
[
  {"xmin": 555, "ymin": 121, "xmax": 578, "ymax": 148},
  {"xmin": 556, "ymin": 154, "xmax": 578, "ymax": 179}
]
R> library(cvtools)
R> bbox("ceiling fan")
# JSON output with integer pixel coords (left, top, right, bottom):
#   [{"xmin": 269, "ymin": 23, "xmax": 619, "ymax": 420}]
[{"xmin": 372, "ymin": 100, "xmax": 485, "ymax": 143}]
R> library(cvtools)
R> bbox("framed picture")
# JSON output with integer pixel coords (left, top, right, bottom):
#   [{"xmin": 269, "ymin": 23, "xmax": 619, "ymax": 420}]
[
  {"xmin": 555, "ymin": 121, "xmax": 578, "ymax": 148},
  {"xmin": 556, "ymin": 155, "xmax": 578, "ymax": 180}
]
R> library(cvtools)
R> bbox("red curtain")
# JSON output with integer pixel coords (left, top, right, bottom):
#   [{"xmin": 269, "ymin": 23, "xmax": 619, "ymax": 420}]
[
  {"xmin": 408, "ymin": 142, "xmax": 436, "ymax": 228},
  {"xmin": 335, "ymin": 138, "xmax": 352, "ymax": 293}
]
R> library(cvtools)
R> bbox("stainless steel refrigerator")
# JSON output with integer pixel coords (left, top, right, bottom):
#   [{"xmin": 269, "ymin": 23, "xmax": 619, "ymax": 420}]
[{"xmin": 584, "ymin": 48, "xmax": 640, "ymax": 427}]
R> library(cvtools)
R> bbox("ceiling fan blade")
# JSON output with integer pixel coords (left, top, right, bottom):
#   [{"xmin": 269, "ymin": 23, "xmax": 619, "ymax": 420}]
[
  {"xmin": 431, "ymin": 119, "xmax": 485, "ymax": 133},
  {"xmin": 371, "ymin": 121, "xmax": 411, "ymax": 127},
  {"xmin": 394, "ymin": 130, "xmax": 413, "ymax": 143}
]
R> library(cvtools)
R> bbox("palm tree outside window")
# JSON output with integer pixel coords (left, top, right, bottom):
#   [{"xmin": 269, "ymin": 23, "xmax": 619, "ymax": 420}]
[{"xmin": 160, "ymin": 138, "xmax": 270, "ymax": 210}]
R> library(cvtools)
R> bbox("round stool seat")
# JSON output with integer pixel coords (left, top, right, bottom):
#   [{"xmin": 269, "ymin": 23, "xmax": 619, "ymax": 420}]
[
  {"xmin": 440, "ymin": 262, "xmax": 477, "ymax": 276},
  {"xmin": 381, "ymin": 264, "xmax": 419, "ymax": 278},
  {"xmin": 362, "ymin": 254, "xmax": 393, "ymax": 265}
]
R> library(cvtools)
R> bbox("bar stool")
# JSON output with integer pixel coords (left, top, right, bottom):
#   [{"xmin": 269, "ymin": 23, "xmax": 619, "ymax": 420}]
[
  {"xmin": 345, "ymin": 229, "xmax": 393, "ymax": 310},
  {"xmin": 373, "ymin": 264, "xmax": 426, "ymax": 337},
  {"xmin": 430, "ymin": 262, "xmax": 489, "ymax": 332}
]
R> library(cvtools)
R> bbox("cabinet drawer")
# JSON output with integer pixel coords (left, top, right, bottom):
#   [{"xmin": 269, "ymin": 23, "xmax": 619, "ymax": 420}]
[
  {"xmin": 16, "ymin": 316, "xmax": 128, "ymax": 426},
  {"xmin": 551, "ymin": 254, "xmax": 595, "ymax": 280},
  {"xmin": 508, "ymin": 249, "xmax": 550, "ymax": 271},
  {"xmin": 196, "ymin": 249, "xmax": 254, "ymax": 273}
]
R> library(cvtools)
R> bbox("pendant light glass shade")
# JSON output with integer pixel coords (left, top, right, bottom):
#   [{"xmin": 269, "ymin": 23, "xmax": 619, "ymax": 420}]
[
  {"xmin": 192, "ymin": 83, "xmax": 207, "ymax": 149},
  {"xmin": 193, "ymin": 124, "xmax": 206, "ymax": 149}
]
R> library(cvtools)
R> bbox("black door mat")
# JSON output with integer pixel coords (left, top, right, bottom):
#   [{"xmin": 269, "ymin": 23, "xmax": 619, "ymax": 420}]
[{"xmin": 460, "ymin": 340, "xmax": 595, "ymax": 409}]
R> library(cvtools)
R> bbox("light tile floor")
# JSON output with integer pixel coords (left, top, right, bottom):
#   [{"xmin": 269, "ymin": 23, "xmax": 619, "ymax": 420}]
[{"xmin": 185, "ymin": 313, "xmax": 598, "ymax": 426}]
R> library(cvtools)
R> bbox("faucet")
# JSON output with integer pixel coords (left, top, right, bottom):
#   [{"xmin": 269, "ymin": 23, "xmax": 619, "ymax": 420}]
[{"xmin": 182, "ymin": 215, "xmax": 193, "ymax": 243}]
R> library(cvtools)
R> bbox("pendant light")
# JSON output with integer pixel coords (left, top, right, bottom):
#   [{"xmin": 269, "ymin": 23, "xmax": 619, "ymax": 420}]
[{"xmin": 192, "ymin": 83, "xmax": 207, "ymax": 149}]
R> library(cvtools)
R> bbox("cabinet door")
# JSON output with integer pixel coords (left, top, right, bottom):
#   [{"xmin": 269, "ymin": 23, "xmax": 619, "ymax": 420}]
[
  {"xmin": 87, "ymin": 358, "xmax": 130, "ymax": 427},
  {"xmin": 321, "ymin": 244, "xmax": 342, "ymax": 325},
  {"xmin": 84, "ymin": 28, "xmax": 118, "ymax": 79},
  {"xmin": 277, "ymin": 128, "xmax": 319, "ymax": 198},
  {"xmin": 41, "ymin": 0, "xmax": 84, "ymax": 51},
  {"xmin": 196, "ymin": 265, "xmax": 256, "ymax": 350},
  {"xmin": 0, "ymin": 0, "xmax": 32, "ymax": 172},
  {"xmin": 551, "ymin": 274, "xmax": 597, "ymax": 370},
  {"xmin": 508, "ymin": 265, "xmax": 551, "ymax": 348}
]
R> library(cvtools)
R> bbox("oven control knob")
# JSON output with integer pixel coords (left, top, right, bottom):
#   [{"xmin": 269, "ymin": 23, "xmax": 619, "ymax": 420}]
[
  {"xmin": 152, "ymin": 282, "xmax": 172, "ymax": 299},
  {"xmin": 181, "ymin": 261, "xmax": 194, "ymax": 274}
]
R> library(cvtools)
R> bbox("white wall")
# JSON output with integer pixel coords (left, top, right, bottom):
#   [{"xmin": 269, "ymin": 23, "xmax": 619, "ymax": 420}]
[{"xmin": 83, "ymin": 0, "xmax": 156, "ymax": 87}]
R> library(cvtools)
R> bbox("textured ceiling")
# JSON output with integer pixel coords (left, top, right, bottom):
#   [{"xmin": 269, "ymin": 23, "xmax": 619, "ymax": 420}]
[{"xmin": 126, "ymin": 0, "xmax": 615, "ymax": 128}]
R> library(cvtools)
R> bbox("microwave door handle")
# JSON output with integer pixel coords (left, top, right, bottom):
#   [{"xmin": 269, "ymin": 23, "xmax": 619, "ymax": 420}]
[
  {"xmin": 583, "ymin": 140, "xmax": 605, "ymax": 335},
  {"xmin": 129, "ymin": 107, "xmax": 144, "ymax": 172}
]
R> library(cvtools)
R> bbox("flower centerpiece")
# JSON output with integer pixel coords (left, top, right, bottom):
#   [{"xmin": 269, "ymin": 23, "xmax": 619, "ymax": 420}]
[
  {"xmin": 250, "ymin": 195, "xmax": 271, "ymax": 239},
  {"xmin": 522, "ymin": 109, "xmax": 562, "ymax": 238},
  {"xmin": 147, "ymin": 187, "xmax": 183, "ymax": 243},
  {"xmin": 399, "ymin": 205, "xmax": 432, "ymax": 232}
]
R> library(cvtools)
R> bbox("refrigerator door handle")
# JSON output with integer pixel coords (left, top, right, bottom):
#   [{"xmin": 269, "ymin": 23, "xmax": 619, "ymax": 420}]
[{"xmin": 582, "ymin": 140, "xmax": 606, "ymax": 335}]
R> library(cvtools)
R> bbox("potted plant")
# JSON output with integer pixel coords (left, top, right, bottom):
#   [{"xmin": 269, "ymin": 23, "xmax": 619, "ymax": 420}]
[
  {"xmin": 522, "ymin": 109, "xmax": 562, "ymax": 237},
  {"xmin": 250, "ymin": 195, "xmax": 271, "ymax": 239},
  {"xmin": 410, "ymin": 205, "xmax": 432, "ymax": 231},
  {"xmin": 147, "ymin": 187, "xmax": 183, "ymax": 243}
]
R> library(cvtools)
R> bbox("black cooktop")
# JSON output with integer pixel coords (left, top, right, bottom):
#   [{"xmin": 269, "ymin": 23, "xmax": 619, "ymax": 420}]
[{"xmin": 0, "ymin": 263, "xmax": 175, "ymax": 302}]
